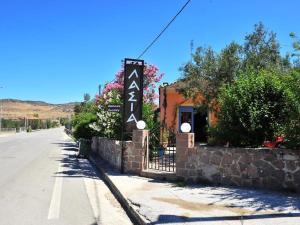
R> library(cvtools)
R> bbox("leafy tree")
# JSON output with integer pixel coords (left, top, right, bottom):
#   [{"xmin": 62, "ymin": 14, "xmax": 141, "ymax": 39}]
[
  {"xmin": 178, "ymin": 22, "xmax": 291, "ymax": 111},
  {"xmin": 211, "ymin": 70, "xmax": 299, "ymax": 147},
  {"xmin": 74, "ymin": 104, "xmax": 82, "ymax": 114},
  {"xmin": 289, "ymin": 32, "xmax": 300, "ymax": 68},
  {"xmin": 279, "ymin": 69, "xmax": 300, "ymax": 148},
  {"xmin": 90, "ymin": 89, "xmax": 122, "ymax": 139},
  {"xmin": 46, "ymin": 119, "xmax": 51, "ymax": 129},
  {"xmin": 218, "ymin": 42, "xmax": 243, "ymax": 83},
  {"xmin": 178, "ymin": 42, "xmax": 242, "ymax": 110},
  {"xmin": 60, "ymin": 117, "xmax": 71, "ymax": 129},
  {"xmin": 2, "ymin": 119, "xmax": 24, "ymax": 129},
  {"xmin": 74, "ymin": 101, "xmax": 97, "ymax": 115},
  {"xmin": 143, "ymin": 103, "xmax": 159, "ymax": 132},
  {"xmin": 243, "ymin": 22, "xmax": 290, "ymax": 71},
  {"xmin": 51, "ymin": 120, "xmax": 60, "ymax": 128},
  {"xmin": 72, "ymin": 112, "xmax": 98, "ymax": 140},
  {"xmin": 178, "ymin": 22, "xmax": 300, "ymax": 148},
  {"xmin": 72, "ymin": 96, "xmax": 98, "ymax": 139},
  {"xmin": 30, "ymin": 119, "xmax": 41, "ymax": 130},
  {"xmin": 179, "ymin": 46, "xmax": 218, "ymax": 103}
]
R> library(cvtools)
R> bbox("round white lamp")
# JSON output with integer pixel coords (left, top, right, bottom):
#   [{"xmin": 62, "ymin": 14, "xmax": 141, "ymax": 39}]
[
  {"xmin": 136, "ymin": 120, "xmax": 146, "ymax": 130},
  {"xmin": 180, "ymin": 122, "xmax": 191, "ymax": 133}
]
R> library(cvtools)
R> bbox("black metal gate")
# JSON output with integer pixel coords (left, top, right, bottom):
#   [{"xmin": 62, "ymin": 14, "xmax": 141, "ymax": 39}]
[{"xmin": 148, "ymin": 126, "xmax": 176, "ymax": 172}]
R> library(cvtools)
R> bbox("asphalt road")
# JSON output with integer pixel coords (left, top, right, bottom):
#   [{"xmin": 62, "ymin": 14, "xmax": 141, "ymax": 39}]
[{"xmin": 0, "ymin": 128, "xmax": 132, "ymax": 225}]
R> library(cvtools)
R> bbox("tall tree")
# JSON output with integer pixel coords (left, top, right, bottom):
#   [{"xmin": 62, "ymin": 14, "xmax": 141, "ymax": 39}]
[
  {"xmin": 178, "ymin": 42, "xmax": 242, "ymax": 110},
  {"xmin": 179, "ymin": 22, "xmax": 292, "ymax": 111},
  {"xmin": 290, "ymin": 32, "xmax": 300, "ymax": 68},
  {"xmin": 179, "ymin": 46, "xmax": 218, "ymax": 103},
  {"xmin": 243, "ymin": 22, "xmax": 290, "ymax": 71},
  {"xmin": 218, "ymin": 42, "xmax": 243, "ymax": 83}
]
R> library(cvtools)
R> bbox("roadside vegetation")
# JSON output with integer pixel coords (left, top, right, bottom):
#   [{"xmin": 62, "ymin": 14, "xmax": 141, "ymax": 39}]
[
  {"xmin": 179, "ymin": 22, "xmax": 300, "ymax": 148},
  {"xmin": 71, "ymin": 65, "xmax": 163, "ymax": 141},
  {"xmin": 71, "ymin": 95, "xmax": 98, "ymax": 140},
  {"xmin": 1, "ymin": 118, "xmax": 61, "ymax": 131},
  {"xmin": 90, "ymin": 64, "xmax": 163, "ymax": 140},
  {"xmin": 71, "ymin": 22, "xmax": 300, "ymax": 148}
]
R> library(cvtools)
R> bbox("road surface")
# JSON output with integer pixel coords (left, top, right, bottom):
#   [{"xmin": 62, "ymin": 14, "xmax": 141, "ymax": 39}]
[{"xmin": 0, "ymin": 127, "xmax": 132, "ymax": 225}]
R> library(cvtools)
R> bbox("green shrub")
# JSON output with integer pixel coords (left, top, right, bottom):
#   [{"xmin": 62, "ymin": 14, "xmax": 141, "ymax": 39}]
[
  {"xmin": 211, "ymin": 70, "xmax": 299, "ymax": 147},
  {"xmin": 280, "ymin": 69, "xmax": 300, "ymax": 148},
  {"xmin": 72, "ymin": 112, "xmax": 98, "ymax": 140}
]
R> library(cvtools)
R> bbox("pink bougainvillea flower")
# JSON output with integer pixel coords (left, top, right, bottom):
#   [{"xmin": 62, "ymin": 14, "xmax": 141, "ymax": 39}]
[{"xmin": 96, "ymin": 64, "xmax": 164, "ymax": 105}]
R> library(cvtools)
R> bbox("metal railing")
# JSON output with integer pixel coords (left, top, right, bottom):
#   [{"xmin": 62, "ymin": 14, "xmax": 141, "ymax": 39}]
[
  {"xmin": 148, "ymin": 144, "xmax": 176, "ymax": 172},
  {"xmin": 148, "ymin": 125, "xmax": 176, "ymax": 172}
]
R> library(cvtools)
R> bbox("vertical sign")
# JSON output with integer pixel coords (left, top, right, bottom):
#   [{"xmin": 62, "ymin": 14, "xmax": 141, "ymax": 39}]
[{"xmin": 123, "ymin": 58, "xmax": 144, "ymax": 133}]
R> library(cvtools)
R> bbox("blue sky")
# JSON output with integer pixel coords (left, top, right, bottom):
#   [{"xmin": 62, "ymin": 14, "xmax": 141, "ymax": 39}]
[{"xmin": 0, "ymin": 0, "xmax": 299, "ymax": 103}]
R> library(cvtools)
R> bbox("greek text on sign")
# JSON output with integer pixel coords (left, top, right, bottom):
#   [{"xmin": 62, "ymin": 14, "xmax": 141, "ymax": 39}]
[
  {"xmin": 127, "ymin": 70, "xmax": 140, "ymax": 122},
  {"xmin": 123, "ymin": 59, "xmax": 144, "ymax": 133}
]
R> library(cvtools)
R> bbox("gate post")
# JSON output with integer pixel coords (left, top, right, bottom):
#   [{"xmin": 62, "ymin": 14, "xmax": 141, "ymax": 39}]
[
  {"xmin": 176, "ymin": 133, "xmax": 195, "ymax": 179},
  {"xmin": 123, "ymin": 129, "xmax": 149, "ymax": 175}
]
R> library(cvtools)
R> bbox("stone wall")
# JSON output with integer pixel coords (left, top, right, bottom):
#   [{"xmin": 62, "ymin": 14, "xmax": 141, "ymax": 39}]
[
  {"xmin": 123, "ymin": 130, "xmax": 148, "ymax": 174},
  {"xmin": 176, "ymin": 133, "xmax": 300, "ymax": 192},
  {"xmin": 91, "ymin": 137, "xmax": 122, "ymax": 170},
  {"xmin": 91, "ymin": 130, "xmax": 148, "ymax": 175}
]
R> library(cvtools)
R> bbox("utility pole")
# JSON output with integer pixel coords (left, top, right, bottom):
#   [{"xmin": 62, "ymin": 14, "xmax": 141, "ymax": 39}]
[
  {"xmin": 98, "ymin": 85, "xmax": 102, "ymax": 96},
  {"xmin": 25, "ymin": 115, "xmax": 29, "ymax": 131}
]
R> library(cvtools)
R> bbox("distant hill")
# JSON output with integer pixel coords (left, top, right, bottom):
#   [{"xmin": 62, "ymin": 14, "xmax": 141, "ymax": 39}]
[{"xmin": 0, "ymin": 99, "xmax": 78, "ymax": 120}]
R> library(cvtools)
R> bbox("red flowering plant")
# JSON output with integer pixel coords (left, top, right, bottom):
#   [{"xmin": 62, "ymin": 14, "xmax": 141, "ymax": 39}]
[{"xmin": 90, "ymin": 64, "xmax": 164, "ymax": 139}]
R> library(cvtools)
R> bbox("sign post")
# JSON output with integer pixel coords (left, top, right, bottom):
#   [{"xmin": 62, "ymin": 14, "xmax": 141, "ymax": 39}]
[{"xmin": 121, "ymin": 58, "xmax": 144, "ymax": 173}]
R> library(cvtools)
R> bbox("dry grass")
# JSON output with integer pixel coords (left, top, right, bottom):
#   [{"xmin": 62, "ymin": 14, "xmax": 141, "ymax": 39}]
[{"xmin": 1, "ymin": 99, "xmax": 75, "ymax": 120}]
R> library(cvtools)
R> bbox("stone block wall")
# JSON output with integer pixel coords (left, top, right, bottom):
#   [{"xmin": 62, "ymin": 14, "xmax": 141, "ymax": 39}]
[
  {"xmin": 176, "ymin": 133, "xmax": 195, "ymax": 179},
  {"xmin": 91, "ymin": 130, "xmax": 148, "ymax": 175},
  {"xmin": 91, "ymin": 137, "xmax": 122, "ymax": 170},
  {"xmin": 123, "ymin": 130, "xmax": 148, "ymax": 174},
  {"xmin": 176, "ymin": 134, "xmax": 300, "ymax": 192}
]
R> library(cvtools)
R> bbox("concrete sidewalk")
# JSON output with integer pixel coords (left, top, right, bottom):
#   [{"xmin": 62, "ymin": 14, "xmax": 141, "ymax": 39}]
[{"xmin": 89, "ymin": 154, "xmax": 300, "ymax": 225}]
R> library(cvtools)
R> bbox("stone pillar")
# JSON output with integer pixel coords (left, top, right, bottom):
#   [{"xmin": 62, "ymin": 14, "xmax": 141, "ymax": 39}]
[
  {"xmin": 176, "ymin": 133, "xmax": 195, "ymax": 180},
  {"xmin": 123, "ymin": 129, "xmax": 149, "ymax": 175}
]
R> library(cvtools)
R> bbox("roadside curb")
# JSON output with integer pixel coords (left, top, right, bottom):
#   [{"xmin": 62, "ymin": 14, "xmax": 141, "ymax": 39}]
[{"xmin": 88, "ymin": 155, "xmax": 147, "ymax": 225}]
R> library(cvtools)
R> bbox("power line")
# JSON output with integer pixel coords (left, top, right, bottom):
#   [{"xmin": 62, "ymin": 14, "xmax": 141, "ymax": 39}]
[
  {"xmin": 101, "ymin": 1, "xmax": 191, "ymax": 89},
  {"xmin": 103, "ymin": 1, "xmax": 297, "ymax": 90},
  {"xmin": 137, "ymin": 0, "xmax": 191, "ymax": 59}
]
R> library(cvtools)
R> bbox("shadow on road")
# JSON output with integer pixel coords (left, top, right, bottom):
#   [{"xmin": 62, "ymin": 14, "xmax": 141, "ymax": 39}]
[
  {"xmin": 51, "ymin": 142, "xmax": 300, "ymax": 225},
  {"xmin": 184, "ymin": 184, "xmax": 300, "ymax": 213},
  {"xmin": 52, "ymin": 142, "xmax": 78, "ymax": 152},
  {"xmin": 51, "ymin": 141, "xmax": 98, "ymax": 179},
  {"xmin": 149, "ymin": 212, "xmax": 300, "ymax": 224}
]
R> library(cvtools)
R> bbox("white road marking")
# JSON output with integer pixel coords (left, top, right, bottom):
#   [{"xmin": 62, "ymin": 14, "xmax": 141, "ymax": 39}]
[
  {"xmin": 47, "ymin": 149, "xmax": 69, "ymax": 220},
  {"xmin": 47, "ymin": 163, "xmax": 63, "ymax": 219}
]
